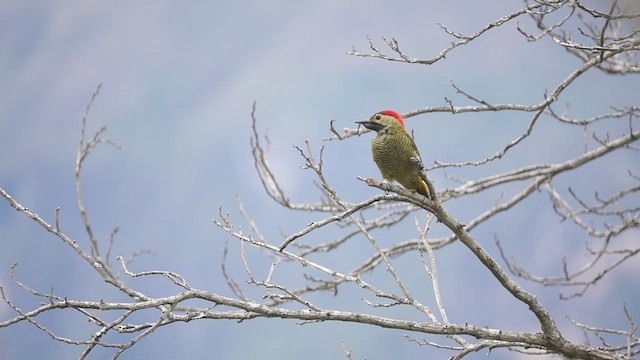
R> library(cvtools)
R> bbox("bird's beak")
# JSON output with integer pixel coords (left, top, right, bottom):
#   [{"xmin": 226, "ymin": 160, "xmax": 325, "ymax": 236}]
[{"xmin": 356, "ymin": 121, "xmax": 384, "ymax": 132}]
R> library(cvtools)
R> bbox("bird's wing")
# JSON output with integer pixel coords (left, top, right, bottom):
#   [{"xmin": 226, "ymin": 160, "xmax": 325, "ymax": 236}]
[{"xmin": 405, "ymin": 131, "xmax": 422, "ymax": 159}]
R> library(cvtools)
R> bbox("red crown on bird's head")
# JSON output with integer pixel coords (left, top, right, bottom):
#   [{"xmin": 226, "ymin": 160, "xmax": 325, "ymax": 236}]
[{"xmin": 379, "ymin": 110, "xmax": 405, "ymax": 129}]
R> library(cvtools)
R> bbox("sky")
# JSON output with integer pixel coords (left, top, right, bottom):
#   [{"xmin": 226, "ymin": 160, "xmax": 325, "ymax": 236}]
[{"xmin": 1, "ymin": 1, "xmax": 639, "ymax": 359}]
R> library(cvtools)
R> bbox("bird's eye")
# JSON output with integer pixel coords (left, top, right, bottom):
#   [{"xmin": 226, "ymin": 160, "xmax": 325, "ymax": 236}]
[{"xmin": 375, "ymin": 115, "xmax": 381, "ymax": 120}]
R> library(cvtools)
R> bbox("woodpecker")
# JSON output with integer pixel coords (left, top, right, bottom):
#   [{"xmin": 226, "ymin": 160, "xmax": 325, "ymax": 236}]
[{"xmin": 357, "ymin": 110, "xmax": 430, "ymax": 198}]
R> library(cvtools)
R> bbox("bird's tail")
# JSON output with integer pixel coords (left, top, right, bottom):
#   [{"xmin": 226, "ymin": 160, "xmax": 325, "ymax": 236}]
[{"xmin": 417, "ymin": 179, "xmax": 431, "ymax": 199}]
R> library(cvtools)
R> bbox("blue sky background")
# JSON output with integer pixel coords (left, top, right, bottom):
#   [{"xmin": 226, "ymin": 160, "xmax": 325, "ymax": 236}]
[{"xmin": 1, "ymin": 1, "xmax": 638, "ymax": 359}]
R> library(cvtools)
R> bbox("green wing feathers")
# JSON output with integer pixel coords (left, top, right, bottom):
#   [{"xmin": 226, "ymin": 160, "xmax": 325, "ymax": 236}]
[{"xmin": 370, "ymin": 127, "xmax": 430, "ymax": 198}]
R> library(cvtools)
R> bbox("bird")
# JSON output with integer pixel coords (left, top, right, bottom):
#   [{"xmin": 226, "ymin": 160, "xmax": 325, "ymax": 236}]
[{"xmin": 357, "ymin": 110, "xmax": 430, "ymax": 198}]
